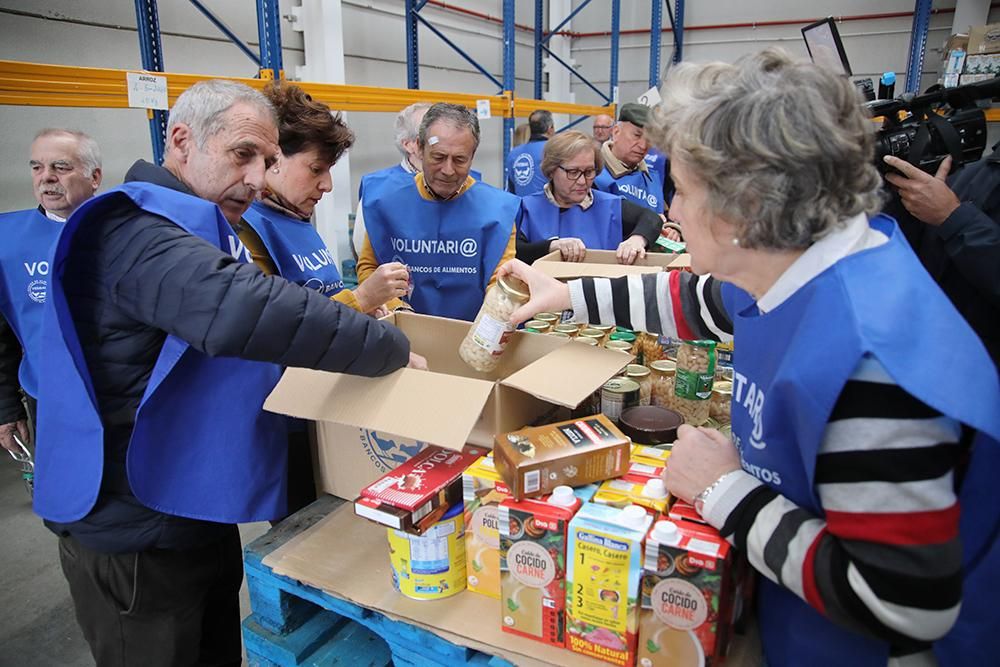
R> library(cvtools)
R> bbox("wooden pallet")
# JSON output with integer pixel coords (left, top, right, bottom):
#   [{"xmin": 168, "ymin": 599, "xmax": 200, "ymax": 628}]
[{"xmin": 242, "ymin": 495, "xmax": 513, "ymax": 667}]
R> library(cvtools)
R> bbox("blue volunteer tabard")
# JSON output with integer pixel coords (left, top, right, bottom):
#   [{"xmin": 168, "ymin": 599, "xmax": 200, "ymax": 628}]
[
  {"xmin": 594, "ymin": 165, "xmax": 665, "ymax": 213},
  {"xmin": 35, "ymin": 182, "xmax": 288, "ymax": 525},
  {"xmin": 505, "ymin": 140, "xmax": 547, "ymax": 196},
  {"xmin": 243, "ymin": 201, "xmax": 344, "ymax": 296},
  {"xmin": 0, "ymin": 208, "xmax": 62, "ymax": 398},
  {"xmin": 359, "ymin": 163, "xmax": 484, "ymax": 201},
  {"xmin": 363, "ymin": 172, "xmax": 517, "ymax": 321},
  {"xmin": 517, "ymin": 189, "xmax": 623, "ymax": 250},
  {"xmin": 720, "ymin": 214, "xmax": 1000, "ymax": 667}
]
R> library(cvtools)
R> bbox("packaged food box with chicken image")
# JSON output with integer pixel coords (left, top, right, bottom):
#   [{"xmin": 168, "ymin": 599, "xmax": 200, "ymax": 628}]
[
  {"xmin": 354, "ymin": 445, "xmax": 487, "ymax": 534},
  {"xmin": 462, "ymin": 454, "xmax": 512, "ymax": 599}
]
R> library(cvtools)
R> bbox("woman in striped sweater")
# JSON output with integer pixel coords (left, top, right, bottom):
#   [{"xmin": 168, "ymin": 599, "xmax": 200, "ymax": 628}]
[{"xmin": 499, "ymin": 49, "xmax": 1000, "ymax": 667}]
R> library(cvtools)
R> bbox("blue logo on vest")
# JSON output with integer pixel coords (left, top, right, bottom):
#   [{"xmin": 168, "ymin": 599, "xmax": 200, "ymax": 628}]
[
  {"xmin": 359, "ymin": 429, "xmax": 427, "ymax": 473},
  {"xmin": 619, "ymin": 183, "xmax": 659, "ymax": 210},
  {"xmin": 28, "ymin": 280, "xmax": 47, "ymax": 304},
  {"xmin": 512, "ymin": 153, "xmax": 535, "ymax": 187}
]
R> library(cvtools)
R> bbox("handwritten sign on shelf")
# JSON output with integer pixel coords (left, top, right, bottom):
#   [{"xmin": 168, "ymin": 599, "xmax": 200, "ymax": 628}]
[{"xmin": 126, "ymin": 72, "xmax": 169, "ymax": 110}]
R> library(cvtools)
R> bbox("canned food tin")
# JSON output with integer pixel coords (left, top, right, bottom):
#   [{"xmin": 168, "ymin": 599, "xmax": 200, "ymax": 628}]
[
  {"xmin": 600, "ymin": 377, "xmax": 641, "ymax": 422},
  {"xmin": 388, "ymin": 504, "xmax": 467, "ymax": 601}
]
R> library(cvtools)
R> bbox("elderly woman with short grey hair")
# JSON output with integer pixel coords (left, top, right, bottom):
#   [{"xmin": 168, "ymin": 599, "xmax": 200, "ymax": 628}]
[
  {"xmin": 514, "ymin": 130, "xmax": 665, "ymax": 265},
  {"xmin": 499, "ymin": 48, "xmax": 1000, "ymax": 667}
]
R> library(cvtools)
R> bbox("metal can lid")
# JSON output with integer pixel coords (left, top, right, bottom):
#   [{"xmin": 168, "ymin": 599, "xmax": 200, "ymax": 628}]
[
  {"xmin": 535, "ymin": 312, "xmax": 559, "ymax": 322},
  {"xmin": 610, "ymin": 331, "xmax": 637, "ymax": 342},
  {"xmin": 626, "ymin": 364, "xmax": 650, "ymax": 378},
  {"xmin": 649, "ymin": 360, "xmax": 677, "ymax": 373},
  {"xmin": 498, "ymin": 275, "xmax": 530, "ymax": 301},
  {"xmin": 681, "ymin": 339, "xmax": 717, "ymax": 350},
  {"xmin": 549, "ymin": 331, "xmax": 570, "ymax": 338},
  {"xmin": 602, "ymin": 377, "xmax": 640, "ymax": 393},
  {"xmin": 575, "ymin": 337, "xmax": 598, "ymax": 345},
  {"xmin": 579, "ymin": 328, "xmax": 604, "ymax": 338},
  {"xmin": 605, "ymin": 340, "xmax": 633, "ymax": 351}
]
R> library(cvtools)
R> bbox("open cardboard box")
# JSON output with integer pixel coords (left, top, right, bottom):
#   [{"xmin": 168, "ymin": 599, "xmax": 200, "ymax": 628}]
[
  {"xmin": 265, "ymin": 311, "xmax": 632, "ymax": 499},
  {"xmin": 533, "ymin": 248, "xmax": 691, "ymax": 279}
]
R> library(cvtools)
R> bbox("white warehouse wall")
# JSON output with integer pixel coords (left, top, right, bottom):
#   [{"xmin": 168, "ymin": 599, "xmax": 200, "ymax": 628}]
[{"xmin": 2, "ymin": 1, "xmax": 998, "ymax": 241}]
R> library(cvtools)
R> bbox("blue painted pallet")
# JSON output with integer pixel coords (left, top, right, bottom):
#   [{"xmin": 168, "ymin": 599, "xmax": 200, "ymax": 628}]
[{"xmin": 242, "ymin": 495, "xmax": 514, "ymax": 667}]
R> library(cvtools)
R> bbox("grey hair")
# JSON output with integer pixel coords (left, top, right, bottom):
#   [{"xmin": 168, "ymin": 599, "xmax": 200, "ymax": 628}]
[
  {"xmin": 394, "ymin": 102, "xmax": 432, "ymax": 155},
  {"xmin": 648, "ymin": 48, "xmax": 883, "ymax": 251},
  {"xmin": 34, "ymin": 128, "xmax": 102, "ymax": 176},
  {"xmin": 418, "ymin": 103, "xmax": 480, "ymax": 150},
  {"xmin": 167, "ymin": 79, "xmax": 276, "ymax": 148}
]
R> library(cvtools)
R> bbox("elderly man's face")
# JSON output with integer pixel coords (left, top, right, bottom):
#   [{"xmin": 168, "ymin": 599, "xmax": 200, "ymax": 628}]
[
  {"xmin": 611, "ymin": 121, "xmax": 649, "ymax": 168},
  {"xmin": 420, "ymin": 120, "xmax": 476, "ymax": 198},
  {"xmin": 592, "ymin": 115, "xmax": 613, "ymax": 143},
  {"xmin": 30, "ymin": 133, "xmax": 101, "ymax": 219},
  {"xmin": 171, "ymin": 102, "xmax": 279, "ymax": 224}
]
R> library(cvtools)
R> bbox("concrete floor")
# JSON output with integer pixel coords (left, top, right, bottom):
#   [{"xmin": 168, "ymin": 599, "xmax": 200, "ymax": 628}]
[{"xmin": 0, "ymin": 457, "xmax": 269, "ymax": 667}]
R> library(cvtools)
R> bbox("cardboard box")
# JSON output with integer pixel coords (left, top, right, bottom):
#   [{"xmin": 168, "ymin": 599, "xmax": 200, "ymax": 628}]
[
  {"xmin": 354, "ymin": 444, "xmax": 486, "ymax": 533},
  {"xmin": 968, "ymin": 23, "xmax": 1000, "ymax": 55},
  {"xmin": 533, "ymin": 249, "xmax": 691, "ymax": 280},
  {"xmin": 494, "ymin": 414, "xmax": 631, "ymax": 500},
  {"xmin": 265, "ymin": 311, "xmax": 629, "ymax": 500}
]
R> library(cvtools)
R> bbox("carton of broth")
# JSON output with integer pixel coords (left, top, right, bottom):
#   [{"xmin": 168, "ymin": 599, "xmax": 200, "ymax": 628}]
[
  {"xmin": 566, "ymin": 503, "xmax": 653, "ymax": 666},
  {"xmin": 638, "ymin": 519, "xmax": 737, "ymax": 667},
  {"xmin": 462, "ymin": 455, "xmax": 512, "ymax": 598},
  {"xmin": 498, "ymin": 486, "xmax": 581, "ymax": 647}
]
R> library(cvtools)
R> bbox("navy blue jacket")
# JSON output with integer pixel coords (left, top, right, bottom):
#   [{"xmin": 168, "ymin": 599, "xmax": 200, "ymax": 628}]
[{"xmin": 45, "ymin": 161, "xmax": 409, "ymax": 552}]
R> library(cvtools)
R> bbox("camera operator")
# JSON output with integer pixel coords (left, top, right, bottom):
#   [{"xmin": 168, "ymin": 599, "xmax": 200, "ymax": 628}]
[{"xmin": 884, "ymin": 152, "xmax": 1000, "ymax": 365}]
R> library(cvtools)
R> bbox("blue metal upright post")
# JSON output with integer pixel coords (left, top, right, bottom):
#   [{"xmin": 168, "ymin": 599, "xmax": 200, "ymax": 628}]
[
  {"xmin": 256, "ymin": 0, "xmax": 283, "ymax": 78},
  {"xmin": 503, "ymin": 0, "xmax": 516, "ymax": 174},
  {"xmin": 905, "ymin": 0, "xmax": 933, "ymax": 94},
  {"xmin": 673, "ymin": 0, "xmax": 685, "ymax": 64},
  {"xmin": 534, "ymin": 0, "xmax": 544, "ymax": 100},
  {"xmin": 134, "ymin": 0, "xmax": 167, "ymax": 165},
  {"xmin": 405, "ymin": 0, "xmax": 420, "ymax": 88},
  {"xmin": 649, "ymin": 0, "xmax": 663, "ymax": 89},
  {"xmin": 610, "ymin": 0, "xmax": 620, "ymax": 105}
]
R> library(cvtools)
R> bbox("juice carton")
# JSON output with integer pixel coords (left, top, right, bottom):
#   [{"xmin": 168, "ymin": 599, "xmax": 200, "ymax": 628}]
[
  {"xmin": 463, "ymin": 455, "xmax": 513, "ymax": 598},
  {"xmin": 495, "ymin": 414, "xmax": 631, "ymax": 500},
  {"xmin": 499, "ymin": 486, "xmax": 581, "ymax": 647},
  {"xmin": 594, "ymin": 478, "xmax": 671, "ymax": 515},
  {"xmin": 638, "ymin": 520, "xmax": 737, "ymax": 667},
  {"xmin": 631, "ymin": 444, "xmax": 671, "ymax": 469},
  {"xmin": 566, "ymin": 503, "xmax": 653, "ymax": 666}
]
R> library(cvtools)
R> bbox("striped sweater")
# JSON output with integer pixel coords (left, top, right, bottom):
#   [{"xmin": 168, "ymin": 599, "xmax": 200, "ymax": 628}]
[{"xmin": 569, "ymin": 270, "xmax": 964, "ymax": 662}]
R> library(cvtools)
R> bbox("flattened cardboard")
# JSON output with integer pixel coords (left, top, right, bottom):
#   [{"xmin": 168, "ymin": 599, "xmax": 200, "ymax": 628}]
[
  {"xmin": 500, "ymin": 342, "xmax": 632, "ymax": 408},
  {"xmin": 533, "ymin": 249, "xmax": 670, "ymax": 279},
  {"xmin": 263, "ymin": 502, "xmax": 761, "ymax": 667}
]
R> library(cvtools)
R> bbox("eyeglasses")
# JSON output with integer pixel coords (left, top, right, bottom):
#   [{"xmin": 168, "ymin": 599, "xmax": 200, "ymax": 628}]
[
  {"xmin": 557, "ymin": 165, "xmax": 598, "ymax": 182},
  {"xmin": 592, "ymin": 125, "xmax": 612, "ymax": 130}
]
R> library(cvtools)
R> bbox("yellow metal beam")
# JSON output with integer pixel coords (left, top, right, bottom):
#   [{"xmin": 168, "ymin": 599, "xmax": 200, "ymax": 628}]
[
  {"xmin": 512, "ymin": 97, "xmax": 614, "ymax": 119},
  {"xmin": 0, "ymin": 60, "xmax": 611, "ymax": 119}
]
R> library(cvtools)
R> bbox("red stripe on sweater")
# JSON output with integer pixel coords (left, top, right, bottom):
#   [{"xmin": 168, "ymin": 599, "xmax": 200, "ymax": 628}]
[
  {"xmin": 669, "ymin": 272, "xmax": 695, "ymax": 340},
  {"xmin": 825, "ymin": 504, "xmax": 960, "ymax": 545},
  {"xmin": 802, "ymin": 527, "xmax": 828, "ymax": 613}
]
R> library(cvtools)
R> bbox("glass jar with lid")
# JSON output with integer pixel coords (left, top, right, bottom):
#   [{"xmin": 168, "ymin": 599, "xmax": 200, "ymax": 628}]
[
  {"xmin": 459, "ymin": 276, "xmax": 530, "ymax": 372},
  {"xmin": 625, "ymin": 364, "xmax": 652, "ymax": 406}
]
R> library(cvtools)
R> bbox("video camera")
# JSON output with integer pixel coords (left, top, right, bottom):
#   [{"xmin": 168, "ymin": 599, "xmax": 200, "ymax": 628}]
[{"xmin": 868, "ymin": 77, "xmax": 1000, "ymax": 176}]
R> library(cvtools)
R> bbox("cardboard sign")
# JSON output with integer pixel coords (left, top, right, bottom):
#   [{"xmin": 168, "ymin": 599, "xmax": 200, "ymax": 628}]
[{"xmin": 126, "ymin": 72, "xmax": 168, "ymax": 110}]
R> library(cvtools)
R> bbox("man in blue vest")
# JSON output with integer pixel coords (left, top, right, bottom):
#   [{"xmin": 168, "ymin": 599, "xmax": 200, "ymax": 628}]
[
  {"xmin": 36, "ymin": 80, "xmax": 416, "ymax": 666},
  {"xmin": 358, "ymin": 102, "xmax": 519, "ymax": 320},
  {"xmin": 0, "ymin": 129, "xmax": 102, "ymax": 455},
  {"xmin": 505, "ymin": 109, "xmax": 554, "ymax": 196},
  {"xmin": 594, "ymin": 102, "xmax": 666, "ymax": 214}
]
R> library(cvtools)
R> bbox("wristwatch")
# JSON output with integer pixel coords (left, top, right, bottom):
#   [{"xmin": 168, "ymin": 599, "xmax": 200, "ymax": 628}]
[{"xmin": 694, "ymin": 471, "xmax": 736, "ymax": 515}]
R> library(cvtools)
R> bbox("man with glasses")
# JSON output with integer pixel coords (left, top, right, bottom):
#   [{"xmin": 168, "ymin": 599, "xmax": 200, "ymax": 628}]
[
  {"xmin": 515, "ymin": 131, "xmax": 661, "ymax": 265},
  {"xmin": 592, "ymin": 113, "xmax": 613, "ymax": 145},
  {"xmin": 594, "ymin": 103, "xmax": 666, "ymax": 214}
]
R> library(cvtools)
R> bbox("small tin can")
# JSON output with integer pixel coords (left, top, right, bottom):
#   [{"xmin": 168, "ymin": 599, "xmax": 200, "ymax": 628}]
[
  {"xmin": 388, "ymin": 503, "xmax": 467, "ymax": 600},
  {"xmin": 600, "ymin": 377, "xmax": 641, "ymax": 423}
]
